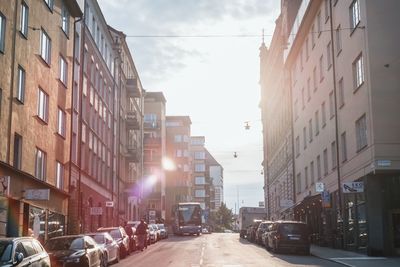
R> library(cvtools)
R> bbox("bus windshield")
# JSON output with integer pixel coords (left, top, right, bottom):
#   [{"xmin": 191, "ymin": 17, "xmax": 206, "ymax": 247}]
[{"xmin": 178, "ymin": 204, "xmax": 201, "ymax": 225}]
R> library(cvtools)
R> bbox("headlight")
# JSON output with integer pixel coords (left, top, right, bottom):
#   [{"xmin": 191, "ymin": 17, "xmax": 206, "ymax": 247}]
[{"xmin": 179, "ymin": 226, "xmax": 183, "ymax": 229}]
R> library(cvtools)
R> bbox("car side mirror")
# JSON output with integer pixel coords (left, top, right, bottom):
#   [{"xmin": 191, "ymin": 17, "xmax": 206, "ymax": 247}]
[{"xmin": 14, "ymin": 252, "xmax": 24, "ymax": 265}]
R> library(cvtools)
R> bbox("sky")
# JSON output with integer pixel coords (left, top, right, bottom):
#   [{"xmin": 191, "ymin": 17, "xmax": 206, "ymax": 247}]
[{"xmin": 97, "ymin": 0, "xmax": 281, "ymax": 213}]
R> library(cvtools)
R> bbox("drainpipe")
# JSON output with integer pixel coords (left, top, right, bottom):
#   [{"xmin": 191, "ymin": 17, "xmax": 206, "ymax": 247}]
[
  {"xmin": 329, "ymin": 0, "xmax": 345, "ymax": 248},
  {"xmin": 6, "ymin": 0, "xmax": 19, "ymax": 164}
]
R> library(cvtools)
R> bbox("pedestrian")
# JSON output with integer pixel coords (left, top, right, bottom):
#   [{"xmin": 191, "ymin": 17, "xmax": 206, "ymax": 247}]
[
  {"xmin": 136, "ymin": 218, "xmax": 148, "ymax": 251},
  {"xmin": 124, "ymin": 221, "xmax": 134, "ymax": 253}
]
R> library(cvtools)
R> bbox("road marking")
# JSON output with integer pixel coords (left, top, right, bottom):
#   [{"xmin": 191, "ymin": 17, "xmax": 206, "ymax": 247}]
[{"xmin": 200, "ymin": 245, "xmax": 205, "ymax": 265}]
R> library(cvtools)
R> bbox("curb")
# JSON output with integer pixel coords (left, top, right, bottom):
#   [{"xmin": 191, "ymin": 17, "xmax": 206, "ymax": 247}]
[{"xmin": 311, "ymin": 252, "xmax": 355, "ymax": 267}]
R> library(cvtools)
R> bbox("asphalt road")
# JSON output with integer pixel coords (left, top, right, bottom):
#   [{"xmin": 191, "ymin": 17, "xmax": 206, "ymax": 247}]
[{"xmin": 114, "ymin": 233, "xmax": 344, "ymax": 267}]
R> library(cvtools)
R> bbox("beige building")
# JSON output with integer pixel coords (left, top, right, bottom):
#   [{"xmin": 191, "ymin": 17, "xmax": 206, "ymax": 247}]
[
  {"xmin": 259, "ymin": 3, "xmax": 296, "ymax": 221},
  {"xmin": 190, "ymin": 136, "xmax": 208, "ymax": 211},
  {"xmin": 281, "ymin": 0, "xmax": 400, "ymax": 256},
  {"xmin": 143, "ymin": 92, "xmax": 167, "ymax": 222},
  {"xmin": 0, "ymin": 0, "xmax": 81, "ymax": 238}
]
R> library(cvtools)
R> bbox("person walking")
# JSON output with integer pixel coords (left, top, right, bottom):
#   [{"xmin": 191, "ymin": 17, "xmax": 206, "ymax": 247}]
[{"xmin": 136, "ymin": 219, "xmax": 148, "ymax": 251}]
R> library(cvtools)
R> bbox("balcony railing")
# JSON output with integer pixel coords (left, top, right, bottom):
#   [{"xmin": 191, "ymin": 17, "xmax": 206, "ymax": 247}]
[
  {"xmin": 144, "ymin": 121, "xmax": 160, "ymax": 129},
  {"xmin": 144, "ymin": 137, "xmax": 161, "ymax": 146},
  {"xmin": 126, "ymin": 110, "xmax": 140, "ymax": 129},
  {"xmin": 126, "ymin": 78, "xmax": 141, "ymax": 98}
]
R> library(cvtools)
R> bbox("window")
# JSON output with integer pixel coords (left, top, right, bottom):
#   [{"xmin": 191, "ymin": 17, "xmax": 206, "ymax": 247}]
[
  {"xmin": 311, "ymin": 24, "xmax": 315, "ymax": 48},
  {"xmin": 331, "ymin": 141, "xmax": 337, "ymax": 169},
  {"xmin": 17, "ymin": 65, "xmax": 25, "ymax": 102},
  {"xmin": 0, "ymin": 12, "xmax": 5, "ymax": 53},
  {"xmin": 194, "ymin": 151, "xmax": 205, "ymax": 159},
  {"xmin": 35, "ymin": 148, "xmax": 46, "ymax": 181},
  {"xmin": 195, "ymin": 164, "xmax": 205, "ymax": 172},
  {"xmin": 317, "ymin": 12, "xmax": 322, "ymax": 36},
  {"xmin": 13, "ymin": 133, "xmax": 22, "ymax": 170},
  {"xmin": 341, "ymin": 132, "xmax": 347, "ymax": 162},
  {"xmin": 323, "ymin": 148, "xmax": 328, "ymax": 175},
  {"xmin": 307, "ymin": 78, "xmax": 311, "ymax": 101},
  {"xmin": 89, "ymin": 86, "xmax": 94, "ymax": 105},
  {"xmin": 195, "ymin": 190, "xmax": 206, "ymax": 198},
  {"xmin": 294, "ymin": 100, "xmax": 299, "ymax": 120},
  {"xmin": 296, "ymin": 173, "xmax": 301, "ymax": 193},
  {"xmin": 40, "ymin": 28, "xmax": 51, "ymax": 64},
  {"xmin": 315, "ymin": 110, "xmax": 320, "ymax": 135},
  {"xmin": 353, "ymin": 54, "xmax": 364, "ymax": 89},
  {"xmin": 195, "ymin": 176, "xmax": 205, "ymax": 185},
  {"xmin": 309, "ymin": 119, "xmax": 313, "ymax": 142},
  {"xmin": 61, "ymin": 4, "xmax": 69, "ymax": 35},
  {"xmin": 305, "ymin": 167, "xmax": 309, "ymax": 189},
  {"xmin": 303, "ymin": 127, "xmax": 307, "ymax": 149},
  {"xmin": 57, "ymin": 108, "xmax": 66, "ymax": 137},
  {"xmin": 310, "ymin": 161, "xmax": 315, "ymax": 184},
  {"xmin": 327, "ymin": 42, "xmax": 332, "ymax": 69},
  {"xmin": 0, "ymin": 88, "xmax": 2, "ymax": 118},
  {"xmin": 329, "ymin": 91, "xmax": 335, "ymax": 118},
  {"xmin": 338, "ymin": 78, "xmax": 344, "ymax": 107},
  {"xmin": 336, "ymin": 25, "xmax": 342, "ymax": 54},
  {"xmin": 321, "ymin": 102, "xmax": 327, "ymax": 126},
  {"xmin": 301, "ymin": 88, "xmax": 305, "ymax": 109},
  {"xmin": 174, "ymin": 135, "xmax": 182, "ymax": 143},
  {"xmin": 82, "ymin": 124, "xmax": 86, "ymax": 143},
  {"xmin": 56, "ymin": 161, "xmax": 64, "ymax": 189},
  {"xmin": 350, "ymin": 0, "xmax": 361, "ymax": 30},
  {"xmin": 317, "ymin": 155, "xmax": 321, "ymax": 180},
  {"xmin": 319, "ymin": 55, "xmax": 324, "ymax": 81},
  {"xmin": 59, "ymin": 56, "xmax": 67, "ymax": 85},
  {"xmin": 83, "ymin": 75, "xmax": 87, "ymax": 96},
  {"xmin": 37, "ymin": 88, "xmax": 48, "ymax": 122},
  {"xmin": 20, "ymin": 2, "xmax": 29, "ymax": 37},
  {"xmin": 313, "ymin": 67, "xmax": 317, "ymax": 91},
  {"xmin": 295, "ymin": 136, "xmax": 300, "ymax": 157},
  {"xmin": 43, "ymin": 0, "xmax": 54, "ymax": 11},
  {"xmin": 356, "ymin": 114, "xmax": 367, "ymax": 151}
]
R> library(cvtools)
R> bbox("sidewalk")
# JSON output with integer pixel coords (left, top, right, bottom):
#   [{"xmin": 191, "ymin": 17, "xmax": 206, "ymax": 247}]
[{"xmin": 311, "ymin": 245, "xmax": 400, "ymax": 267}]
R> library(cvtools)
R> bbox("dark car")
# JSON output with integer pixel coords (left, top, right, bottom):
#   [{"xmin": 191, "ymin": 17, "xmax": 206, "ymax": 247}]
[
  {"xmin": 0, "ymin": 237, "xmax": 51, "ymax": 267},
  {"xmin": 97, "ymin": 227, "xmax": 130, "ymax": 258},
  {"xmin": 45, "ymin": 235, "xmax": 102, "ymax": 267},
  {"xmin": 266, "ymin": 221, "xmax": 310, "ymax": 254},
  {"xmin": 255, "ymin": 221, "xmax": 273, "ymax": 245},
  {"xmin": 247, "ymin": 220, "xmax": 262, "ymax": 242}
]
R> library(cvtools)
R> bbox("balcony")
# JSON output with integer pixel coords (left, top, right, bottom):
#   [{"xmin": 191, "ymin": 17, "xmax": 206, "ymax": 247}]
[
  {"xmin": 126, "ymin": 78, "xmax": 141, "ymax": 98},
  {"xmin": 144, "ymin": 154, "xmax": 162, "ymax": 164},
  {"xmin": 144, "ymin": 136, "xmax": 161, "ymax": 147},
  {"xmin": 126, "ymin": 110, "xmax": 140, "ymax": 130},
  {"xmin": 143, "ymin": 121, "xmax": 160, "ymax": 130},
  {"xmin": 126, "ymin": 144, "xmax": 140, "ymax": 162}
]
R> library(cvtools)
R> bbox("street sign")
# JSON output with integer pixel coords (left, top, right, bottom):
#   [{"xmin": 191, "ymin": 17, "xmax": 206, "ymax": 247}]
[
  {"xmin": 258, "ymin": 201, "xmax": 265, "ymax": 208},
  {"xmin": 105, "ymin": 201, "xmax": 114, "ymax": 207},
  {"xmin": 315, "ymin": 182, "xmax": 324, "ymax": 193},
  {"xmin": 342, "ymin": 182, "xmax": 364, "ymax": 193},
  {"xmin": 0, "ymin": 176, "xmax": 10, "ymax": 197},
  {"xmin": 377, "ymin": 160, "xmax": 391, "ymax": 167},
  {"xmin": 90, "ymin": 207, "xmax": 103, "ymax": 215},
  {"xmin": 25, "ymin": 189, "xmax": 50, "ymax": 200},
  {"xmin": 321, "ymin": 190, "xmax": 331, "ymax": 208}
]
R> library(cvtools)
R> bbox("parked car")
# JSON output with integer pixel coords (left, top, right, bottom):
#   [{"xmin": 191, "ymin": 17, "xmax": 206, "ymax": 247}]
[
  {"xmin": 255, "ymin": 221, "xmax": 273, "ymax": 245},
  {"xmin": 97, "ymin": 227, "xmax": 130, "ymax": 258},
  {"xmin": 157, "ymin": 224, "xmax": 168, "ymax": 239},
  {"xmin": 150, "ymin": 224, "xmax": 161, "ymax": 241},
  {"xmin": 148, "ymin": 224, "xmax": 157, "ymax": 243},
  {"xmin": 128, "ymin": 221, "xmax": 150, "ymax": 246},
  {"xmin": 0, "ymin": 237, "xmax": 51, "ymax": 267},
  {"xmin": 262, "ymin": 224, "xmax": 272, "ymax": 247},
  {"xmin": 247, "ymin": 220, "xmax": 262, "ymax": 242},
  {"xmin": 87, "ymin": 232, "xmax": 119, "ymax": 266},
  {"xmin": 45, "ymin": 235, "xmax": 102, "ymax": 267},
  {"xmin": 266, "ymin": 221, "xmax": 310, "ymax": 255}
]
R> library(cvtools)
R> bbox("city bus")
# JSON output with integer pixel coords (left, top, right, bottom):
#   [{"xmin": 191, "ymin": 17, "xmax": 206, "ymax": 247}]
[{"xmin": 172, "ymin": 202, "xmax": 202, "ymax": 235}]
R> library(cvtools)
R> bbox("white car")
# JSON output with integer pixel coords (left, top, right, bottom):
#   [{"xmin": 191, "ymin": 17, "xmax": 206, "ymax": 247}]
[{"xmin": 88, "ymin": 232, "xmax": 120, "ymax": 266}]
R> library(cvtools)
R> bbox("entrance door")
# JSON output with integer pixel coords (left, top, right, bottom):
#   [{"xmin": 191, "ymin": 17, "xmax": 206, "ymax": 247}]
[{"xmin": 392, "ymin": 212, "xmax": 400, "ymax": 255}]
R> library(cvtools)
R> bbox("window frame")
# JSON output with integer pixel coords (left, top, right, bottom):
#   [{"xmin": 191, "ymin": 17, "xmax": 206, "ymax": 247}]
[
  {"xmin": 61, "ymin": 4, "xmax": 70, "ymax": 36},
  {"xmin": 20, "ymin": 1, "xmax": 29, "ymax": 37},
  {"xmin": 57, "ymin": 107, "xmax": 66, "ymax": 137},
  {"xmin": 17, "ymin": 65, "xmax": 26, "ymax": 103},
  {"xmin": 37, "ymin": 87, "xmax": 49, "ymax": 123},
  {"xmin": 355, "ymin": 114, "xmax": 368, "ymax": 152},
  {"xmin": 40, "ymin": 28, "xmax": 51, "ymax": 65},
  {"xmin": 43, "ymin": 0, "xmax": 54, "ymax": 11},
  {"xmin": 13, "ymin": 133, "xmax": 23, "ymax": 170},
  {"xmin": 349, "ymin": 0, "xmax": 361, "ymax": 32},
  {"xmin": 353, "ymin": 54, "xmax": 364, "ymax": 90},
  {"xmin": 341, "ymin": 132, "xmax": 348, "ymax": 162},
  {"xmin": 59, "ymin": 55, "xmax": 68, "ymax": 86},
  {"xmin": 0, "ymin": 12, "xmax": 5, "ymax": 53},
  {"xmin": 35, "ymin": 148, "xmax": 47, "ymax": 181},
  {"xmin": 56, "ymin": 161, "xmax": 64, "ymax": 189}
]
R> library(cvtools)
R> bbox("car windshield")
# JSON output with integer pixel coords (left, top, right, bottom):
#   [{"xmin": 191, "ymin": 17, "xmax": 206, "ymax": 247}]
[
  {"xmin": 89, "ymin": 235, "xmax": 105, "ymax": 244},
  {"xmin": 45, "ymin": 237, "xmax": 84, "ymax": 251},
  {"xmin": 280, "ymin": 224, "xmax": 307, "ymax": 235},
  {"xmin": 158, "ymin": 225, "xmax": 165, "ymax": 229},
  {"xmin": 109, "ymin": 229, "xmax": 122, "ymax": 239},
  {"xmin": 0, "ymin": 242, "xmax": 13, "ymax": 263}
]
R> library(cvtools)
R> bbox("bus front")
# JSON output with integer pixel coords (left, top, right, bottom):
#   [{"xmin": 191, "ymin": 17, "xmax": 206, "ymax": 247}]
[{"xmin": 174, "ymin": 203, "xmax": 202, "ymax": 235}]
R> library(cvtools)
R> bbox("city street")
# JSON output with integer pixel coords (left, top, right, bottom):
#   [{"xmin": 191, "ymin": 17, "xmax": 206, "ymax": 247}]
[{"xmin": 114, "ymin": 233, "xmax": 343, "ymax": 267}]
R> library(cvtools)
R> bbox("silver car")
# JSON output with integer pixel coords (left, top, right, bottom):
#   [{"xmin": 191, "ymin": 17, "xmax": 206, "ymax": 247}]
[{"xmin": 88, "ymin": 232, "xmax": 119, "ymax": 266}]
